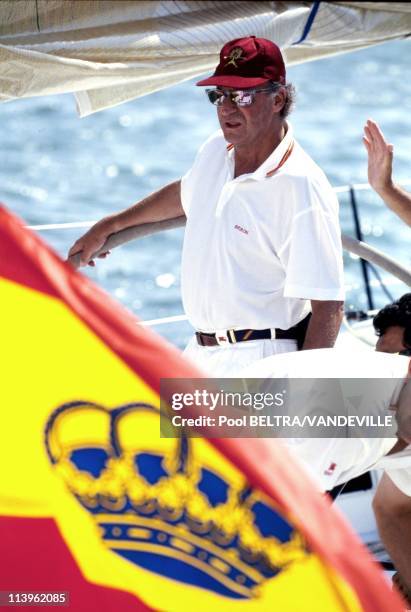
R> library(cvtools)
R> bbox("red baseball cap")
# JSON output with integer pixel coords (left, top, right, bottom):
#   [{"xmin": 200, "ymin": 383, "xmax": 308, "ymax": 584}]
[{"xmin": 196, "ymin": 36, "xmax": 286, "ymax": 88}]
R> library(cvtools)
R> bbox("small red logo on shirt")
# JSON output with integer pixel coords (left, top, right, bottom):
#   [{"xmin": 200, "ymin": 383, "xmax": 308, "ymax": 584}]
[
  {"xmin": 234, "ymin": 224, "xmax": 249, "ymax": 235},
  {"xmin": 324, "ymin": 462, "xmax": 337, "ymax": 476}
]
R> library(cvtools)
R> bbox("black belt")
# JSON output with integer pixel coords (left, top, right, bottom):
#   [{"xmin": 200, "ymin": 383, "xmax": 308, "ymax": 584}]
[
  {"xmin": 197, "ymin": 327, "xmax": 296, "ymax": 347},
  {"xmin": 195, "ymin": 314, "xmax": 311, "ymax": 349}
]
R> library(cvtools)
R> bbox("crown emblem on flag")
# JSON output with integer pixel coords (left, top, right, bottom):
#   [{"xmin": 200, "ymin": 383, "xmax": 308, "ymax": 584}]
[{"xmin": 45, "ymin": 401, "xmax": 307, "ymax": 599}]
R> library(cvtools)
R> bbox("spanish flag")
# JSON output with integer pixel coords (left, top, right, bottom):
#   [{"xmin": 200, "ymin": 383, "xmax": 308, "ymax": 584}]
[{"xmin": 0, "ymin": 206, "xmax": 404, "ymax": 611}]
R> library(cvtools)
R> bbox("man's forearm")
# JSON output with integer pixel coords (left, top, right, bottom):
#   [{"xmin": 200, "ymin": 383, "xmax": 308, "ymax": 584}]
[
  {"xmin": 302, "ymin": 300, "xmax": 344, "ymax": 350},
  {"xmin": 373, "ymin": 474, "xmax": 411, "ymax": 590},
  {"xmin": 103, "ymin": 180, "xmax": 183, "ymax": 234},
  {"xmin": 376, "ymin": 509, "xmax": 411, "ymax": 583},
  {"xmin": 375, "ymin": 182, "xmax": 411, "ymax": 227},
  {"xmin": 68, "ymin": 180, "xmax": 184, "ymax": 266},
  {"xmin": 396, "ymin": 380, "xmax": 411, "ymax": 444}
]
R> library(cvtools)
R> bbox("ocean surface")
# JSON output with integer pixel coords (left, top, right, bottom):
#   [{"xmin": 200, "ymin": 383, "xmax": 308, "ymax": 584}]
[{"xmin": 2, "ymin": 39, "xmax": 411, "ymax": 349}]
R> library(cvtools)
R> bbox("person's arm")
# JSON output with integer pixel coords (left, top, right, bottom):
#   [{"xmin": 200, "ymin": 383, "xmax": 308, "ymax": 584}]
[
  {"xmin": 373, "ymin": 473, "xmax": 411, "ymax": 601},
  {"xmin": 301, "ymin": 300, "xmax": 344, "ymax": 350},
  {"xmin": 396, "ymin": 379, "xmax": 411, "ymax": 444},
  {"xmin": 363, "ymin": 119, "xmax": 411, "ymax": 226},
  {"xmin": 68, "ymin": 180, "xmax": 183, "ymax": 267},
  {"xmin": 279, "ymin": 177, "xmax": 345, "ymax": 344}
]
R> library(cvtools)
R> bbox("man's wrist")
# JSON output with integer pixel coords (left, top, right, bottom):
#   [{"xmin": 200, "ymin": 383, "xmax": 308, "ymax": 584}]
[
  {"xmin": 100, "ymin": 214, "xmax": 124, "ymax": 235},
  {"xmin": 372, "ymin": 180, "xmax": 396, "ymax": 199}
]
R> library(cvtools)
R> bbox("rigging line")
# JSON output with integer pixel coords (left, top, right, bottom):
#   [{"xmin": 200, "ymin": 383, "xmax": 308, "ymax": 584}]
[
  {"xmin": 367, "ymin": 261, "xmax": 395, "ymax": 303},
  {"xmin": 292, "ymin": 1, "xmax": 321, "ymax": 45},
  {"xmin": 34, "ymin": 0, "xmax": 40, "ymax": 33},
  {"xmin": 348, "ymin": 185, "xmax": 375, "ymax": 310}
]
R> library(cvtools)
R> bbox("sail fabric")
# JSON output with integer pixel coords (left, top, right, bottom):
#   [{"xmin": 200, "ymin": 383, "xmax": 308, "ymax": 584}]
[
  {"xmin": 0, "ymin": 204, "xmax": 405, "ymax": 611},
  {"xmin": 0, "ymin": 1, "xmax": 410, "ymax": 116}
]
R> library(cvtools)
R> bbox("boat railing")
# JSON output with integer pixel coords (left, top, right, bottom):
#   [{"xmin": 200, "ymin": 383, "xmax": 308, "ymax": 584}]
[{"xmin": 28, "ymin": 181, "xmax": 411, "ymax": 328}]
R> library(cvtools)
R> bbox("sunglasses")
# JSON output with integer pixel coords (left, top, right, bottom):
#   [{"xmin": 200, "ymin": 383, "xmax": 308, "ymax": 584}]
[{"xmin": 206, "ymin": 87, "xmax": 277, "ymax": 107}]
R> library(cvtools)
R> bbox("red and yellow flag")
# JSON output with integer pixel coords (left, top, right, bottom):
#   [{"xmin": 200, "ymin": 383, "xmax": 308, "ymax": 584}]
[{"xmin": 0, "ymin": 206, "xmax": 404, "ymax": 611}]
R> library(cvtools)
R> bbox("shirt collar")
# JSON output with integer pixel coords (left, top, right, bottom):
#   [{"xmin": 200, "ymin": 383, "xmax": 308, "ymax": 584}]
[{"xmin": 226, "ymin": 122, "xmax": 294, "ymax": 181}]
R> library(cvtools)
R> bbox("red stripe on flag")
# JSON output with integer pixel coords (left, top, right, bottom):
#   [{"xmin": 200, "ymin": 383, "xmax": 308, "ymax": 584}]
[
  {"xmin": 0, "ymin": 516, "xmax": 151, "ymax": 611},
  {"xmin": 0, "ymin": 208, "xmax": 60, "ymax": 299}
]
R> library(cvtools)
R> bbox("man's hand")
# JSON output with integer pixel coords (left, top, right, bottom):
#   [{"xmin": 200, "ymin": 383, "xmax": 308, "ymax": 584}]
[
  {"xmin": 363, "ymin": 119, "xmax": 411, "ymax": 227},
  {"xmin": 67, "ymin": 219, "xmax": 113, "ymax": 268},
  {"xmin": 363, "ymin": 119, "xmax": 394, "ymax": 194},
  {"xmin": 67, "ymin": 180, "xmax": 184, "ymax": 269}
]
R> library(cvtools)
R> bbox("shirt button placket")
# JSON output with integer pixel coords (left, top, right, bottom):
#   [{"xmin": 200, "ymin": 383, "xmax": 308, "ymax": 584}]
[{"xmin": 216, "ymin": 182, "xmax": 234, "ymax": 217}]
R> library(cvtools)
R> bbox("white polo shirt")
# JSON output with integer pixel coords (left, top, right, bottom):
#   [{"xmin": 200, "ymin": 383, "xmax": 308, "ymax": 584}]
[
  {"xmin": 180, "ymin": 124, "xmax": 345, "ymax": 333},
  {"xmin": 240, "ymin": 349, "xmax": 411, "ymax": 496}
]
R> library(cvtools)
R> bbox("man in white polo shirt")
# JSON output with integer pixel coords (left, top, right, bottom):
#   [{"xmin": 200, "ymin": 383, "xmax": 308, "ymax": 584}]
[
  {"xmin": 182, "ymin": 36, "xmax": 344, "ymax": 374},
  {"xmin": 68, "ymin": 36, "xmax": 345, "ymax": 376}
]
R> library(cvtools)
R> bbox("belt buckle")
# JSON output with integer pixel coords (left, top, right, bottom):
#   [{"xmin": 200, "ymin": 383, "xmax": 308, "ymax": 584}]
[
  {"xmin": 215, "ymin": 329, "xmax": 229, "ymax": 346},
  {"xmin": 195, "ymin": 331, "xmax": 205, "ymax": 346},
  {"xmin": 228, "ymin": 329, "xmax": 237, "ymax": 344}
]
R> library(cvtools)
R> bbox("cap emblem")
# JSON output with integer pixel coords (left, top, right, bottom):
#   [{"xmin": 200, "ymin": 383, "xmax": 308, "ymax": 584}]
[{"xmin": 224, "ymin": 47, "xmax": 243, "ymax": 68}]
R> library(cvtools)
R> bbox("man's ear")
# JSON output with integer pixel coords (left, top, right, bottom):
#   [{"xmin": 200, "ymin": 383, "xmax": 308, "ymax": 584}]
[{"xmin": 272, "ymin": 87, "xmax": 286, "ymax": 114}]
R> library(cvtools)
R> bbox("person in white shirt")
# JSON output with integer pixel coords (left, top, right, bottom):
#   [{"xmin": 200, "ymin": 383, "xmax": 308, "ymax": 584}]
[
  {"xmin": 371, "ymin": 296, "xmax": 411, "ymax": 606},
  {"xmin": 373, "ymin": 293, "xmax": 411, "ymax": 355},
  {"xmin": 239, "ymin": 348, "xmax": 411, "ymax": 605},
  {"xmin": 68, "ymin": 36, "xmax": 345, "ymax": 376}
]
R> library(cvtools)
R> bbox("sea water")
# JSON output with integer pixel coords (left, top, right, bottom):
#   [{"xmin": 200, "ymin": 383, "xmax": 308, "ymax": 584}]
[{"xmin": 1, "ymin": 39, "xmax": 411, "ymax": 348}]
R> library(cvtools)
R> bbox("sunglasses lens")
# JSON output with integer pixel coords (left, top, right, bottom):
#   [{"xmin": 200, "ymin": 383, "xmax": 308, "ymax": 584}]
[
  {"xmin": 206, "ymin": 89, "xmax": 258, "ymax": 106},
  {"xmin": 206, "ymin": 90, "xmax": 224, "ymax": 105},
  {"xmin": 234, "ymin": 92, "xmax": 254, "ymax": 106}
]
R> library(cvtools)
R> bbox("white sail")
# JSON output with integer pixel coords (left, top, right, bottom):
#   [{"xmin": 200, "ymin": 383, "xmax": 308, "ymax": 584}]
[{"xmin": 1, "ymin": 1, "xmax": 410, "ymax": 116}]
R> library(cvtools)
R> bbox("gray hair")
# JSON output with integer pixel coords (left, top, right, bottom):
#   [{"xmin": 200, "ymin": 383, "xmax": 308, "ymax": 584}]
[{"xmin": 271, "ymin": 82, "xmax": 296, "ymax": 118}]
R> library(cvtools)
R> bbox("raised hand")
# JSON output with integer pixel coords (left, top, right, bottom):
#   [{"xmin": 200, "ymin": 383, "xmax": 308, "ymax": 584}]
[
  {"xmin": 363, "ymin": 119, "xmax": 411, "ymax": 226},
  {"xmin": 363, "ymin": 119, "xmax": 394, "ymax": 194}
]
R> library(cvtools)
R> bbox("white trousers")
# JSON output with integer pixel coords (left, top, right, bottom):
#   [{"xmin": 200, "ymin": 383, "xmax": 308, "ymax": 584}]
[{"xmin": 183, "ymin": 336, "xmax": 298, "ymax": 377}]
